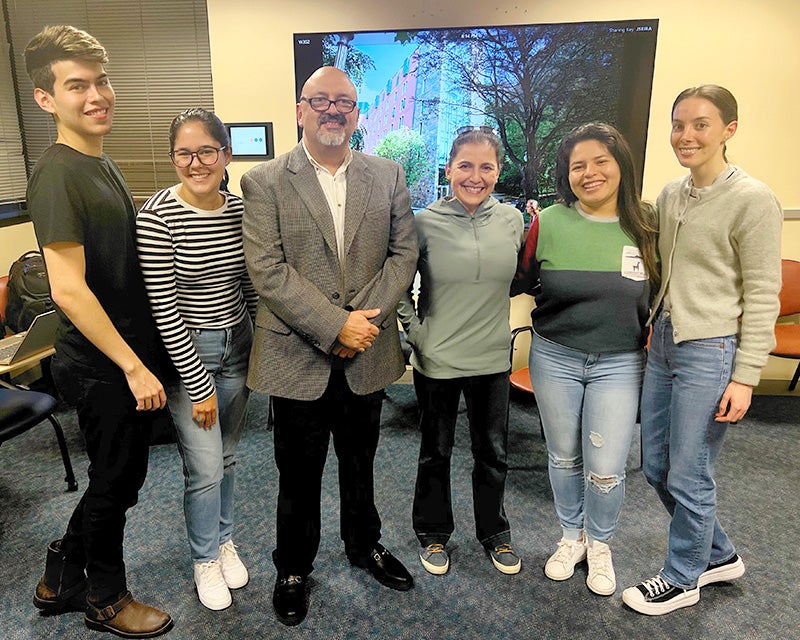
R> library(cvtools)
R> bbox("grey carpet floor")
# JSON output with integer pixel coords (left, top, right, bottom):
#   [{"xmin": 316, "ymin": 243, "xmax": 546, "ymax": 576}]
[{"xmin": 1, "ymin": 385, "xmax": 798, "ymax": 639}]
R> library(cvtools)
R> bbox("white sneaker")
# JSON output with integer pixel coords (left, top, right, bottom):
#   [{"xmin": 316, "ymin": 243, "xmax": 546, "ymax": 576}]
[
  {"xmin": 219, "ymin": 540, "xmax": 249, "ymax": 589},
  {"xmin": 544, "ymin": 537, "xmax": 586, "ymax": 581},
  {"xmin": 585, "ymin": 539, "xmax": 616, "ymax": 595},
  {"xmin": 697, "ymin": 554, "xmax": 745, "ymax": 587},
  {"xmin": 194, "ymin": 559, "xmax": 232, "ymax": 610}
]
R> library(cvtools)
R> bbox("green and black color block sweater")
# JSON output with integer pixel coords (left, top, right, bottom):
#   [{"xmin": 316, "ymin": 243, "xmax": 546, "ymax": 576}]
[{"xmin": 516, "ymin": 203, "xmax": 650, "ymax": 353}]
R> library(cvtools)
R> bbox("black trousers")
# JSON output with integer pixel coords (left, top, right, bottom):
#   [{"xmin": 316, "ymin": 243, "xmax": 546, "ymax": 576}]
[
  {"xmin": 51, "ymin": 354, "xmax": 162, "ymax": 603},
  {"xmin": 412, "ymin": 369, "xmax": 511, "ymax": 549},
  {"xmin": 271, "ymin": 369, "xmax": 383, "ymax": 577}
]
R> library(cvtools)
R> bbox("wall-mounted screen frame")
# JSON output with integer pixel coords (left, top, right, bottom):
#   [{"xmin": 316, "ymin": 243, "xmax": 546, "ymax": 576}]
[
  {"xmin": 293, "ymin": 19, "xmax": 658, "ymax": 211},
  {"xmin": 225, "ymin": 122, "xmax": 275, "ymax": 160}
]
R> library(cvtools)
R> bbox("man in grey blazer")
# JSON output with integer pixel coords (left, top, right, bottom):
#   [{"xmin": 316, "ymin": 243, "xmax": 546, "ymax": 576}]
[{"xmin": 241, "ymin": 66, "xmax": 418, "ymax": 626}]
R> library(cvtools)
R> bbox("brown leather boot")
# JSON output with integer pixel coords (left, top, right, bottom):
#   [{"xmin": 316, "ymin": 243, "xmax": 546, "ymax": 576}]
[
  {"xmin": 84, "ymin": 591, "xmax": 173, "ymax": 638},
  {"xmin": 33, "ymin": 539, "xmax": 88, "ymax": 613}
]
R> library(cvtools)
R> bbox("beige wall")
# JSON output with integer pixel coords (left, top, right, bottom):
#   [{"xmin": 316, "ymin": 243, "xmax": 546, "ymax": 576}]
[{"xmin": 1, "ymin": 223, "xmax": 38, "ymax": 267}]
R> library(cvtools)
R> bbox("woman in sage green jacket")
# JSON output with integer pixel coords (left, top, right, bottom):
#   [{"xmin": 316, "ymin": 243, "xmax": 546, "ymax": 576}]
[{"xmin": 397, "ymin": 127, "xmax": 523, "ymax": 577}]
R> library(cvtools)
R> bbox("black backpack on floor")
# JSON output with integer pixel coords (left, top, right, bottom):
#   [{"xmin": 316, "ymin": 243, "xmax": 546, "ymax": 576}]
[{"xmin": 6, "ymin": 251, "xmax": 54, "ymax": 333}]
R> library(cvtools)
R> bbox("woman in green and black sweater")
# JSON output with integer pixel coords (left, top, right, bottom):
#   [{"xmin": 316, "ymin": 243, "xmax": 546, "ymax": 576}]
[{"xmin": 515, "ymin": 123, "xmax": 658, "ymax": 597}]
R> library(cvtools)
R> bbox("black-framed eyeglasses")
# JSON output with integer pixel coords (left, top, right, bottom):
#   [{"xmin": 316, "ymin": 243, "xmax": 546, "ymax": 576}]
[
  {"xmin": 300, "ymin": 96, "xmax": 357, "ymax": 114},
  {"xmin": 169, "ymin": 146, "xmax": 227, "ymax": 168}
]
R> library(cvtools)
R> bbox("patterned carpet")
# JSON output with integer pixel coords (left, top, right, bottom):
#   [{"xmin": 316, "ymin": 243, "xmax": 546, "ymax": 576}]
[{"xmin": 1, "ymin": 384, "xmax": 798, "ymax": 639}]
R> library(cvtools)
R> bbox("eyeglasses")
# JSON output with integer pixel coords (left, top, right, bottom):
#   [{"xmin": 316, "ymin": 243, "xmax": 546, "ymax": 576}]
[
  {"xmin": 169, "ymin": 146, "xmax": 226, "ymax": 168},
  {"xmin": 300, "ymin": 96, "xmax": 357, "ymax": 114}
]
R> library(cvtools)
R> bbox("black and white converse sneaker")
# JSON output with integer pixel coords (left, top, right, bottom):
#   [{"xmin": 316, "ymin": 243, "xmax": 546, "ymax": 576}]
[
  {"xmin": 622, "ymin": 574, "xmax": 700, "ymax": 615},
  {"xmin": 698, "ymin": 554, "xmax": 745, "ymax": 587}
]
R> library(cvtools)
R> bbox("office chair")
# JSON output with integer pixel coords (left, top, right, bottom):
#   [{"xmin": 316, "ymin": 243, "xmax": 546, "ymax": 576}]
[
  {"xmin": 771, "ymin": 259, "xmax": 800, "ymax": 391},
  {"xmin": 0, "ymin": 275, "xmax": 9, "ymax": 335},
  {"xmin": 509, "ymin": 325, "xmax": 534, "ymax": 395},
  {"xmin": 509, "ymin": 325, "xmax": 546, "ymax": 442},
  {"xmin": 0, "ymin": 387, "xmax": 78, "ymax": 492}
]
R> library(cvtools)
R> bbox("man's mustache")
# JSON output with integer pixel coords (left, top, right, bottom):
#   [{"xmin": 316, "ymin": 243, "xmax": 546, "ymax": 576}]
[{"xmin": 319, "ymin": 113, "xmax": 347, "ymax": 126}]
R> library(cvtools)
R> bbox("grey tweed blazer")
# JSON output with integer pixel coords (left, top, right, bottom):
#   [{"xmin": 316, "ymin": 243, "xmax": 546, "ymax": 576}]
[{"xmin": 241, "ymin": 143, "xmax": 418, "ymax": 400}]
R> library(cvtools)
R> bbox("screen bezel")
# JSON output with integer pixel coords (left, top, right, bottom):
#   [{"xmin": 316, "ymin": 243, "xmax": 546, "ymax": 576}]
[
  {"xmin": 292, "ymin": 20, "xmax": 658, "ymax": 208},
  {"xmin": 225, "ymin": 122, "xmax": 275, "ymax": 160}
]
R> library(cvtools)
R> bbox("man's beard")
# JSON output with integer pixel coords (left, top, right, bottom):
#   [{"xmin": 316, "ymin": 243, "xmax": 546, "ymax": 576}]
[
  {"xmin": 315, "ymin": 113, "xmax": 348, "ymax": 147},
  {"xmin": 316, "ymin": 129, "xmax": 348, "ymax": 147}
]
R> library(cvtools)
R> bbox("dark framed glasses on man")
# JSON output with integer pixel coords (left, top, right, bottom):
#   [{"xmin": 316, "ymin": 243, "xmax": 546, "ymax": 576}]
[{"xmin": 300, "ymin": 97, "xmax": 357, "ymax": 114}]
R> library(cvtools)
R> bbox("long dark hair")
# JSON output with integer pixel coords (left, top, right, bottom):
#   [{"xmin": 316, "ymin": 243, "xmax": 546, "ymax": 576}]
[{"xmin": 555, "ymin": 122, "xmax": 659, "ymax": 287}]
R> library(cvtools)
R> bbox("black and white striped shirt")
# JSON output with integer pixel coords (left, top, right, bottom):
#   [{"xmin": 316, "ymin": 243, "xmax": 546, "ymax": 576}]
[{"xmin": 136, "ymin": 186, "xmax": 257, "ymax": 402}]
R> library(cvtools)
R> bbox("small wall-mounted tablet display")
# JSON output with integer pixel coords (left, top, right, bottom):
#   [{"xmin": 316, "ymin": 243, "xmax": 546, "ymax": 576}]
[{"xmin": 226, "ymin": 122, "xmax": 274, "ymax": 160}]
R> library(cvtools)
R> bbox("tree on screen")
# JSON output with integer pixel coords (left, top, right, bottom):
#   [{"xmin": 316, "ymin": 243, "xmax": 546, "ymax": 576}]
[
  {"xmin": 413, "ymin": 24, "xmax": 622, "ymax": 201},
  {"xmin": 322, "ymin": 35, "xmax": 375, "ymax": 86},
  {"xmin": 373, "ymin": 128, "xmax": 428, "ymax": 196}
]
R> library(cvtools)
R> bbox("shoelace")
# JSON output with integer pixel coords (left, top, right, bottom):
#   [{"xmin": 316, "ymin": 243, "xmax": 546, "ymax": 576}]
[
  {"xmin": 197, "ymin": 560, "xmax": 225, "ymax": 587},
  {"xmin": 641, "ymin": 575, "xmax": 671, "ymax": 597},
  {"xmin": 219, "ymin": 541, "xmax": 239, "ymax": 562},
  {"xmin": 494, "ymin": 543, "xmax": 515, "ymax": 555},
  {"xmin": 280, "ymin": 575, "xmax": 303, "ymax": 586},
  {"xmin": 552, "ymin": 539, "xmax": 583, "ymax": 564},
  {"xmin": 426, "ymin": 543, "xmax": 446, "ymax": 556},
  {"xmin": 587, "ymin": 544, "xmax": 613, "ymax": 578}
]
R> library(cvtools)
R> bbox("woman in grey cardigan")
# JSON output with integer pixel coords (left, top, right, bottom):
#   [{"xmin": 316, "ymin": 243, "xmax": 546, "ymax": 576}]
[
  {"xmin": 623, "ymin": 85, "xmax": 783, "ymax": 615},
  {"xmin": 397, "ymin": 128, "xmax": 523, "ymax": 576}
]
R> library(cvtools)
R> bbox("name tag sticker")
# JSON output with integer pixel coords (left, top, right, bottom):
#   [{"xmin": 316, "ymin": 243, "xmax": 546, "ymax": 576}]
[{"xmin": 621, "ymin": 246, "xmax": 647, "ymax": 281}]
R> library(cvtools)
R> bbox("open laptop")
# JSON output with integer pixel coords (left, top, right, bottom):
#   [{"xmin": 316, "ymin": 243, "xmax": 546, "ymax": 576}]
[{"xmin": 0, "ymin": 310, "xmax": 58, "ymax": 366}]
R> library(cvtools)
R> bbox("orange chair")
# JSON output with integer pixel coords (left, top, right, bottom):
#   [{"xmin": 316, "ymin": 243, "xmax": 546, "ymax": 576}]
[
  {"xmin": 0, "ymin": 274, "xmax": 9, "ymax": 334},
  {"xmin": 509, "ymin": 325, "xmax": 546, "ymax": 440},
  {"xmin": 771, "ymin": 259, "xmax": 800, "ymax": 391},
  {"xmin": 509, "ymin": 326, "xmax": 533, "ymax": 394}
]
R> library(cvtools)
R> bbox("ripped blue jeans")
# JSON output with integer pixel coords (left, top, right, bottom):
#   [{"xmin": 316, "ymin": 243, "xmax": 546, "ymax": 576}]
[{"xmin": 529, "ymin": 330, "xmax": 645, "ymax": 542}]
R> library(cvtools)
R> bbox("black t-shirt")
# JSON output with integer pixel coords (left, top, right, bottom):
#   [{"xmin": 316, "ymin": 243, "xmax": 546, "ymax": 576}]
[{"xmin": 28, "ymin": 144, "xmax": 170, "ymax": 376}]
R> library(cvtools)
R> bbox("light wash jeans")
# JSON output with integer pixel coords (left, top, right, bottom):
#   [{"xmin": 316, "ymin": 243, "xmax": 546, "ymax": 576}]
[
  {"xmin": 167, "ymin": 315, "xmax": 252, "ymax": 563},
  {"xmin": 529, "ymin": 330, "xmax": 645, "ymax": 542},
  {"xmin": 641, "ymin": 311, "xmax": 737, "ymax": 589}
]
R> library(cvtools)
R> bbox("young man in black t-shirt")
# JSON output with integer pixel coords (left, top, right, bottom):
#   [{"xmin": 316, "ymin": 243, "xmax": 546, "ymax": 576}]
[{"xmin": 25, "ymin": 25, "xmax": 173, "ymax": 638}]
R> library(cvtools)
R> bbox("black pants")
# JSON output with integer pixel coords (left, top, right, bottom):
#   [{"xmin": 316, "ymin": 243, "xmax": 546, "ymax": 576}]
[
  {"xmin": 51, "ymin": 354, "xmax": 162, "ymax": 603},
  {"xmin": 271, "ymin": 369, "xmax": 383, "ymax": 577},
  {"xmin": 412, "ymin": 369, "xmax": 511, "ymax": 549}
]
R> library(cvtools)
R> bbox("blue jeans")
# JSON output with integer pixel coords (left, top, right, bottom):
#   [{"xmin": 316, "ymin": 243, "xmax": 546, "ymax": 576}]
[
  {"xmin": 167, "ymin": 315, "xmax": 252, "ymax": 563},
  {"xmin": 412, "ymin": 369, "xmax": 511, "ymax": 549},
  {"xmin": 529, "ymin": 330, "xmax": 644, "ymax": 542},
  {"xmin": 641, "ymin": 311, "xmax": 737, "ymax": 589}
]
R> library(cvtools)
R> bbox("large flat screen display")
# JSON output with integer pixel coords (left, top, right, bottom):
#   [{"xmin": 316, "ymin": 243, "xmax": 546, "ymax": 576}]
[{"xmin": 294, "ymin": 19, "xmax": 658, "ymax": 211}]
